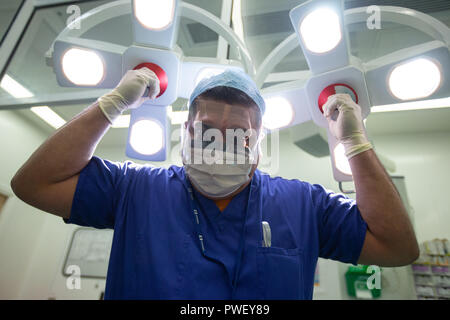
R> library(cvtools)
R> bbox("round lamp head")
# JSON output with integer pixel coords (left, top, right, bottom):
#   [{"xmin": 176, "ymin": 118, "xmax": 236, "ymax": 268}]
[{"xmin": 134, "ymin": 62, "xmax": 168, "ymax": 97}]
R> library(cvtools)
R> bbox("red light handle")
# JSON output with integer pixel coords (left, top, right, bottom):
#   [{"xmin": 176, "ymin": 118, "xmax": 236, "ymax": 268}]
[
  {"xmin": 318, "ymin": 83, "xmax": 358, "ymax": 113},
  {"xmin": 133, "ymin": 62, "xmax": 168, "ymax": 98}
]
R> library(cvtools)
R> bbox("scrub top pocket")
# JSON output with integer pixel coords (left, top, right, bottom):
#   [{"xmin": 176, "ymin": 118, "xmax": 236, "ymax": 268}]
[
  {"xmin": 256, "ymin": 246, "xmax": 303, "ymax": 299},
  {"xmin": 134, "ymin": 232, "xmax": 193, "ymax": 299}
]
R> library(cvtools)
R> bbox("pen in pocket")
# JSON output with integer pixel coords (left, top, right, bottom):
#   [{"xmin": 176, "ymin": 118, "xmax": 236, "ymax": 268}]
[{"xmin": 262, "ymin": 221, "xmax": 271, "ymax": 248}]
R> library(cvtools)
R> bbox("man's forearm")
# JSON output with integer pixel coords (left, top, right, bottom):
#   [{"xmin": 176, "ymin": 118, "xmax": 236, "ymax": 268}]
[
  {"xmin": 349, "ymin": 149, "xmax": 419, "ymax": 259},
  {"xmin": 12, "ymin": 101, "xmax": 110, "ymax": 187}
]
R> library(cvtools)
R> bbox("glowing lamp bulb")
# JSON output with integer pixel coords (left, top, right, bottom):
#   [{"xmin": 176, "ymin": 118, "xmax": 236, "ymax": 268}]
[
  {"xmin": 62, "ymin": 48, "xmax": 104, "ymax": 86},
  {"xmin": 129, "ymin": 119, "xmax": 164, "ymax": 155},
  {"xmin": 299, "ymin": 8, "xmax": 342, "ymax": 54},
  {"xmin": 334, "ymin": 143, "xmax": 352, "ymax": 175},
  {"xmin": 134, "ymin": 62, "xmax": 168, "ymax": 98},
  {"xmin": 263, "ymin": 97, "xmax": 295, "ymax": 130},
  {"xmin": 134, "ymin": 0, "xmax": 175, "ymax": 30},
  {"xmin": 388, "ymin": 58, "xmax": 441, "ymax": 101}
]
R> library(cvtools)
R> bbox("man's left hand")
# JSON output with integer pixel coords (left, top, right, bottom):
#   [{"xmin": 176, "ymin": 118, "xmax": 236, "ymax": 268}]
[{"xmin": 323, "ymin": 93, "xmax": 373, "ymax": 159}]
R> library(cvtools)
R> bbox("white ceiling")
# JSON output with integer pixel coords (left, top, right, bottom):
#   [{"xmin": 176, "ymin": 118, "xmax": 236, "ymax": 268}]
[{"xmin": 1, "ymin": 0, "xmax": 450, "ymax": 152}]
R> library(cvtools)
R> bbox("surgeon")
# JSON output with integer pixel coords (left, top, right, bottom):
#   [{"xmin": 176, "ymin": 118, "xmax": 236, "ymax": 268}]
[{"xmin": 11, "ymin": 68, "xmax": 419, "ymax": 299}]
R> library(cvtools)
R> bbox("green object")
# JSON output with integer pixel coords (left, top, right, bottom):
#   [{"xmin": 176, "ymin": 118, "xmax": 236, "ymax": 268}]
[{"xmin": 345, "ymin": 265, "xmax": 382, "ymax": 299}]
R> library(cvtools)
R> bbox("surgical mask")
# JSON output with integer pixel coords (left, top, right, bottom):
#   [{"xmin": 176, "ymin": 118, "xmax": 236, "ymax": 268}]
[{"xmin": 181, "ymin": 126, "xmax": 259, "ymax": 199}]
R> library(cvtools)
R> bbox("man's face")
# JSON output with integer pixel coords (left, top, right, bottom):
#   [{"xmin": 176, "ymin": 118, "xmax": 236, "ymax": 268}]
[
  {"xmin": 183, "ymin": 97, "xmax": 262, "ymax": 198},
  {"xmin": 185, "ymin": 97, "xmax": 261, "ymax": 156}
]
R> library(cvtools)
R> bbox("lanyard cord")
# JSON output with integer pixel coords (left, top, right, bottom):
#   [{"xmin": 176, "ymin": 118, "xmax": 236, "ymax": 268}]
[
  {"xmin": 186, "ymin": 183, "xmax": 206, "ymax": 254},
  {"xmin": 231, "ymin": 181, "xmax": 252, "ymax": 299},
  {"xmin": 184, "ymin": 176, "xmax": 253, "ymax": 299}
]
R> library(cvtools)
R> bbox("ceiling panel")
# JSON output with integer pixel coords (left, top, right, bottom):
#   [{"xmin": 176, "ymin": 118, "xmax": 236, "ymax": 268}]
[
  {"xmin": 2, "ymin": 0, "xmax": 450, "ymax": 102},
  {"xmin": 0, "ymin": 0, "xmax": 24, "ymax": 45},
  {"xmin": 0, "ymin": 0, "xmax": 110, "ymax": 101}
]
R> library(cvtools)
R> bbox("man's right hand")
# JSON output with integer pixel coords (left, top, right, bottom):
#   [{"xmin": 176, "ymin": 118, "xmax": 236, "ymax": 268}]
[{"xmin": 98, "ymin": 67, "xmax": 160, "ymax": 123}]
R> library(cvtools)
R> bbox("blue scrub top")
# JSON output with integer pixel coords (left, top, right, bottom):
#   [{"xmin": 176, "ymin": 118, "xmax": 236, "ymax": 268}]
[{"xmin": 65, "ymin": 156, "xmax": 367, "ymax": 300}]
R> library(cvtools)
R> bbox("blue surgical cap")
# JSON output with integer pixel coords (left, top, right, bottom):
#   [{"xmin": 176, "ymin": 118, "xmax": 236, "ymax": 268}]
[{"xmin": 188, "ymin": 69, "xmax": 266, "ymax": 115}]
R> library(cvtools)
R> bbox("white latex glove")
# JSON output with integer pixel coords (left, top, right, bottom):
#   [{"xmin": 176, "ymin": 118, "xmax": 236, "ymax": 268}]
[
  {"xmin": 97, "ymin": 67, "xmax": 160, "ymax": 124},
  {"xmin": 323, "ymin": 93, "xmax": 372, "ymax": 159}
]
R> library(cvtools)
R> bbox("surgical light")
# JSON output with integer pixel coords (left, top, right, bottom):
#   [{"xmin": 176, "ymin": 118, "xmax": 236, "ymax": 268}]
[
  {"xmin": 388, "ymin": 58, "xmax": 441, "ymax": 101},
  {"xmin": 299, "ymin": 8, "xmax": 342, "ymax": 54},
  {"xmin": 30, "ymin": 106, "xmax": 66, "ymax": 129},
  {"xmin": 0, "ymin": 74, "xmax": 33, "ymax": 98},
  {"xmin": 134, "ymin": 0, "xmax": 175, "ymax": 30},
  {"xmin": 263, "ymin": 97, "xmax": 294, "ymax": 130},
  {"xmin": 62, "ymin": 48, "xmax": 104, "ymax": 86},
  {"xmin": 129, "ymin": 119, "xmax": 164, "ymax": 155},
  {"xmin": 334, "ymin": 143, "xmax": 352, "ymax": 176}
]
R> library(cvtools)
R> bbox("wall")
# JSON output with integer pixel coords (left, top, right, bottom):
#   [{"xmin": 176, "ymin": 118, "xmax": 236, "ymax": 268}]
[
  {"xmin": 0, "ymin": 109, "xmax": 112, "ymax": 299},
  {"xmin": 0, "ymin": 110, "xmax": 49, "ymax": 299},
  {"xmin": 371, "ymin": 131, "xmax": 450, "ymax": 242},
  {"xmin": 1, "ymin": 113, "xmax": 449, "ymax": 299},
  {"xmin": 20, "ymin": 214, "xmax": 106, "ymax": 300}
]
